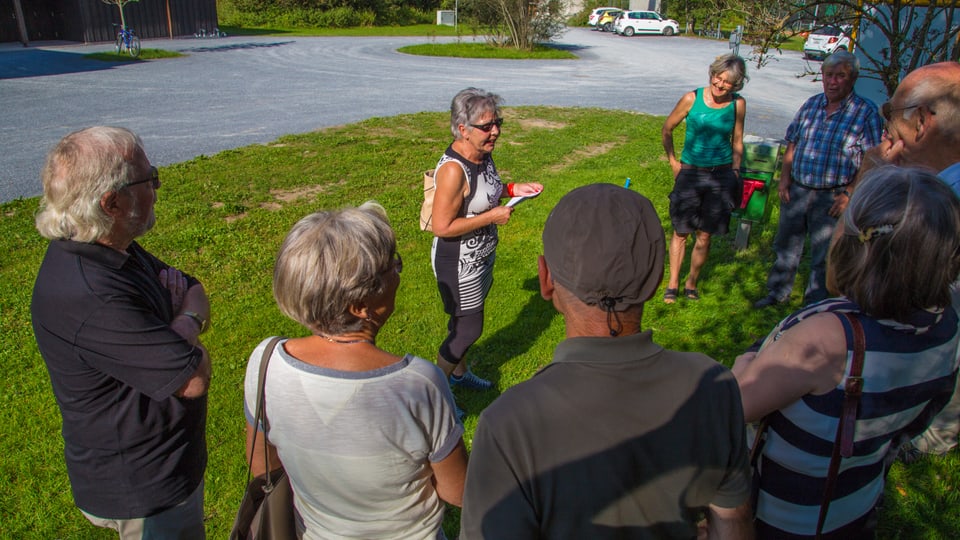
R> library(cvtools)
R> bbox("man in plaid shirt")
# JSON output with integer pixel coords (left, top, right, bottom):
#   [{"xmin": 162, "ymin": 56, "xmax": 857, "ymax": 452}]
[{"xmin": 755, "ymin": 51, "xmax": 883, "ymax": 309}]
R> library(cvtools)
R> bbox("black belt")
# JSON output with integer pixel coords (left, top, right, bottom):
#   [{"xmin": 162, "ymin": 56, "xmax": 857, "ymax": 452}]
[{"xmin": 681, "ymin": 164, "xmax": 733, "ymax": 172}]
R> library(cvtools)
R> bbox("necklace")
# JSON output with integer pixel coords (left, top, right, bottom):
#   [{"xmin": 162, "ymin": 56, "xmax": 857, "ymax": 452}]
[{"xmin": 318, "ymin": 333, "xmax": 374, "ymax": 345}]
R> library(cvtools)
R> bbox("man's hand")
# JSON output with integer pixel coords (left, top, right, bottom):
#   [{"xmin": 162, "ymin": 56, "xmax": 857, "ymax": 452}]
[
  {"xmin": 860, "ymin": 136, "xmax": 905, "ymax": 177},
  {"xmin": 829, "ymin": 191, "xmax": 850, "ymax": 217},
  {"xmin": 159, "ymin": 267, "xmax": 188, "ymax": 313},
  {"xmin": 777, "ymin": 176, "xmax": 791, "ymax": 204},
  {"xmin": 175, "ymin": 344, "xmax": 211, "ymax": 399}
]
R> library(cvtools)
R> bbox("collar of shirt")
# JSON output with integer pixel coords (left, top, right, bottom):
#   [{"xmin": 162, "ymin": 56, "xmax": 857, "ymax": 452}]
[{"xmin": 54, "ymin": 239, "xmax": 133, "ymax": 270}]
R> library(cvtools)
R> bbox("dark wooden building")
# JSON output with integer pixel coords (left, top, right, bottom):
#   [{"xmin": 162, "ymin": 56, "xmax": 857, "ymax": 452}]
[{"xmin": 1, "ymin": 0, "xmax": 218, "ymax": 44}]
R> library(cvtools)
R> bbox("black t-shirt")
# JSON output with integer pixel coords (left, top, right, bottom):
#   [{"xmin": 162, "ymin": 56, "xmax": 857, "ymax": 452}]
[{"xmin": 31, "ymin": 240, "xmax": 206, "ymax": 519}]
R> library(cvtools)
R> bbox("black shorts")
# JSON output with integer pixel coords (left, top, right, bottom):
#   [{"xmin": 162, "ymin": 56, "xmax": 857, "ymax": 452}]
[{"xmin": 668, "ymin": 166, "xmax": 741, "ymax": 236}]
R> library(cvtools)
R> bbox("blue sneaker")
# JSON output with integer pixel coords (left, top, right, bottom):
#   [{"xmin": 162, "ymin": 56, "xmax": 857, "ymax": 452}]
[{"xmin": 450, "ymin": 369, "xmax": 493, "ymax": 390}]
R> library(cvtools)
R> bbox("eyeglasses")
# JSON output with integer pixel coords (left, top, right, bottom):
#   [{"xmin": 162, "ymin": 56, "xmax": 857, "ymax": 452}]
[
  {"xmin": 469, "ymin": 118, "xmax": 504, "ymax": 132},
  {"xmin": 881, "ymin": 102, "xmax": 921, "ymax": 122},
  {"xmin": 123, "ymin": 166, "xmax": 160, "ymax": 189}
]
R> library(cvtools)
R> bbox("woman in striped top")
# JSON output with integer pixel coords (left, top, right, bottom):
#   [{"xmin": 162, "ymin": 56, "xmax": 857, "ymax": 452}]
[{"xmin": 733, "ymin": 166, "xmax": 960, "ymax": 539}]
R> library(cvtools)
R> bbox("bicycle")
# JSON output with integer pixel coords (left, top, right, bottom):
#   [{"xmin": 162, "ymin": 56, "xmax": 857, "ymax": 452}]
[{"xmin": 113, "ymin": 24, "xmax": 141, "ymax": 58}]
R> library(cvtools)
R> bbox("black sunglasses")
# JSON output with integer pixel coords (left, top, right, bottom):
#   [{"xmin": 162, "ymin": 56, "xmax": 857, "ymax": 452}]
[
  {"xmin": 123, "ymin": 166, "xmax": 160, "ymax": 189},
  {"xmin": 469, "ymin": 118, "xmax": 504, "ymax": 132}
]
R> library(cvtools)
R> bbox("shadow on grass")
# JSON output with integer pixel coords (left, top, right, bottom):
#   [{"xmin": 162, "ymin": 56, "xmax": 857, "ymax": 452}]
[
  {"xmin": 454, "ymin": 276, "xmax": 558, "ymax": 415},
  {"xmin": 878, "ymin": 454, "xmax": 960, "ymax": 539}
]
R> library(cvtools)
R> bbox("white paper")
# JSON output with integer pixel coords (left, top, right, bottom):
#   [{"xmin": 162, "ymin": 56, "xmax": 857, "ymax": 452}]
[{"xmin": 505, "ymin": 189, "xmax": 542, "ymax": 208}]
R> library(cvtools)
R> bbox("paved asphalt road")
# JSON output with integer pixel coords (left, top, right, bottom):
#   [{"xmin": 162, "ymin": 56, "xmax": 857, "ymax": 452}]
[{"xmin": 0, "ymin": 27, "xmax": 822, "ymax": 203}]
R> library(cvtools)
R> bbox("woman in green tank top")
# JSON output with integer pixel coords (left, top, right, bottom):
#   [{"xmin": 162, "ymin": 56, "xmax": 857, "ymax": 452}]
[{"xmin": 661, "ymin": 54, "xmax": 748, "ymax": 303}]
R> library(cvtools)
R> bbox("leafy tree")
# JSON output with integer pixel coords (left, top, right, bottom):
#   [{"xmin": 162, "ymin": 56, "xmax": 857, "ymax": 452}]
[
  {"xmin": 461, "ymin": 0, "xmax": 567, "ymax": 50},
  {"xmin": 743, "ymin": 1, "xmax": 960, "ymax": 97},
  {"xmin": 101, "ymin": 0, "xmax": 141, "ymax": 29}
]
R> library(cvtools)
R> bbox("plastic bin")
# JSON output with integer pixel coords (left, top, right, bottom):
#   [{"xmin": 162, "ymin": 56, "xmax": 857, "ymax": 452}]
[{"xmin": 731, "ymin": 138, "xmax": 784, "ymax": 250}]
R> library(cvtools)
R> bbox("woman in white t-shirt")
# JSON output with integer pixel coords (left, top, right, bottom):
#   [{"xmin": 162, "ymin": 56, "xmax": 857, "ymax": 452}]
[{"xmin": 243, "ymin": 202, "xmax": 467, "ymax": 540}]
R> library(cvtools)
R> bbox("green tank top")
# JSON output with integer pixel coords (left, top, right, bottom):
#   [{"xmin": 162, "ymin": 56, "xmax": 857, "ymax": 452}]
[{"xmin": 681, "ymin": 88, "xmax": 737, "ymax": 167}]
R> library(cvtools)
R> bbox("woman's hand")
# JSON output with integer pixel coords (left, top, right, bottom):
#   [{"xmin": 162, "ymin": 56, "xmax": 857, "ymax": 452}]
[
  {"xmin": 731, "ymin": 351, "xmax": 756, "ymax": 378},
  {"xmin": 488, "ymin": 205, "xmax": 515, "ymax": 225},
  {"xmin": 512, "ymin": 182, "xmax": 543, "ymax": 196},
  {"xmin": 670, "ymin": 159, "xmax": 682, "ymax": 179}
]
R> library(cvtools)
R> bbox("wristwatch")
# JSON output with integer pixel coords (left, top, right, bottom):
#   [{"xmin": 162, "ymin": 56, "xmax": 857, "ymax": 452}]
[{"xmin": 182, "ymin": 311, "xmax": 209, "ymax": 334}]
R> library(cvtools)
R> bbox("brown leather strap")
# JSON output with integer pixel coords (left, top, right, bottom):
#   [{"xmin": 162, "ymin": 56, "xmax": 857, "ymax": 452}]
[
  {"xmin": 245, "ymin": 337, "xmax": 285, "ymax": 488},
  {"xmin": 816, "ymin": 312, "xmax": 865, "ymax": 539}
]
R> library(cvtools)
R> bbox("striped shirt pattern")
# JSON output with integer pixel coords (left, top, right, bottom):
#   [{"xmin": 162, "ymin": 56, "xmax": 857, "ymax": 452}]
[{"xmin": 756, "ymin": 298, "xmax": 960, "ymax": 536}]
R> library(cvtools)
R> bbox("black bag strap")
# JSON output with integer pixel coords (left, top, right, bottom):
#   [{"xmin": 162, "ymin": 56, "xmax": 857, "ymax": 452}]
[
  {"xmin": 245, "ymin": 336, "xmax": 285, "ymax": 489},
  {"xmin": 816, "ymin": 312, "xmax": 866, "ymax": 539}
]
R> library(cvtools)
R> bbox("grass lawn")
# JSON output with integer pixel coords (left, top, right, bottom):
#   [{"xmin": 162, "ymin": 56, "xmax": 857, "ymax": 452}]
[
  {"xmin": 84, "ymin": 49, "xmax": 185, "ymax": 62},
  {"xmin": 1, "ymin": 107, "xmax": 956, "ymax": 538}
]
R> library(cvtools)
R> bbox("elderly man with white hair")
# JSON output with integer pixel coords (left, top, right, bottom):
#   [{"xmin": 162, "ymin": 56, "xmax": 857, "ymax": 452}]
[{"xmin": 31, "ymin": 126, "xmax": 211, "ymax": 539}]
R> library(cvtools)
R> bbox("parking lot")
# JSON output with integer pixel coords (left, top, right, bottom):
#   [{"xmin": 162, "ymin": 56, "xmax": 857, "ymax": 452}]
[{"xmin": 0, "ymin": 27, "xmax": 820, "ymax": 202}]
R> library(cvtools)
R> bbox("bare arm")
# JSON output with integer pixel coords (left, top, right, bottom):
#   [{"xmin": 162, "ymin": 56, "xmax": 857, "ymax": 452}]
[
  {"xmin": 662, "ymin": 92, "xmax": 696, "ymax": 178},
  {"xmin": 505, "ymin": 182, "xmax": 543, "ymax": 197},
  {"xmin": 777, "ymin": 142, "xmax": 796, "ymax": 204},
  {"xmin": 706, "ymin": 502, "xmax": 754, "ymax": 540},
  {"xmin": 175, "ymin": 343, "xmax": 211, "ymax": 399},
  {"xmin": 733, "ymin": 313, "xmax": 848, "ymax": 423},
  {"xmin": 246, "ymin": 421, "xmax": 283, "ymax": 477},
  {"xmin": 430, "ymin": 438, "xmax": 468, "ymax": 507},
  {"xmin": 430, "ymin": 161, "xmax": 513, "ymax": 238},
  {"xmin": 731, "ymin": 97, "xmax": 746, "ymax": 171}
]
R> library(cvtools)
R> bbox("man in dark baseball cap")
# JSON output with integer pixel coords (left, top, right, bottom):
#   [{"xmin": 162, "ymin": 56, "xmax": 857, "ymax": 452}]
[{"xmin": 461, "ymin": 184, "xmax": 753, "ymax": 539}]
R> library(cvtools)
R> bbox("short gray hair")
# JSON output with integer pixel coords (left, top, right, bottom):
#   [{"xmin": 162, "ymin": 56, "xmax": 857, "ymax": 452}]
[
  {"xmin": 829, "ymin": 165, "xmax": 960, "ymax": 321},
  {"xmin": 709, "ymin": 54, "xmax": 748, "ymax": 93},
  {"xmin": 450, "ymin": 87, "xmax": 503, "ymax": 139},
  {"xmin": 822, "ymin": 50, "xmax": 859, "ymax": 79},
  {"xmin": 35, "ymin": 126, "xmax": 143, "ymax": 242},
  {"xmin": 273, "ymin": 202, "xmax": 397, "ymax": 335}
]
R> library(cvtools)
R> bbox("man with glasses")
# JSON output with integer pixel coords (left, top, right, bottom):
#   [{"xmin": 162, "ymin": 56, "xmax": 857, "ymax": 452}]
[
  {"xmin": 754, "ymin": 51, "xmax": 883, "ymax": 309},
  {"xmin": 865, "ymin": 62, "xmax": 960, "ymax": 462},
  {"xmin": 31, "ymin": 126, "xmax": 211, "ymax": 539},
  {"xmin": 868, "ymin": 61, "xmax": 960, "ymax": 195}
]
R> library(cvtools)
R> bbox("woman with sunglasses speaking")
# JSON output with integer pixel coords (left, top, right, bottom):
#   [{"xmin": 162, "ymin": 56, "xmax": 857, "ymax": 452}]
[
  {"xmin": 661, "ymin": 54, "xmax": 748, "ymax": 304},
  {"xmin": 243, "ymin": 202, "xmax": 468, "ymax": 539},
  {"xmin": 429, "ymin": 88, "xmax": 542, "ymax": 417}
]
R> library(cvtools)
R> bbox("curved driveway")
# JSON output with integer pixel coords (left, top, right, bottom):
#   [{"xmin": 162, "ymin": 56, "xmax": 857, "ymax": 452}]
[{"xmin": 0, "ymin": 27, "xmax": 820, "ymax": 202}]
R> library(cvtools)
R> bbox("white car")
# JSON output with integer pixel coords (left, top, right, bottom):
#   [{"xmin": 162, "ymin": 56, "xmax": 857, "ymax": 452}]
[
  {"xmin": 614, "ymin": 10, "xmax": 680, "ymax": 36},
  {"xmin": 803, "ymin": 26, "xmax": 852, "ymax": 60},
  {"xmin": 588, "ymin": 7, "xmax": 620, "ymax": 28}
]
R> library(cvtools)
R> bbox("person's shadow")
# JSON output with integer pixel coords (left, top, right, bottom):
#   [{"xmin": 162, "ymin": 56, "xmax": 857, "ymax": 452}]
[{"xmin": 458, "ymin": 276, "xmax": 558, "ymax": 410}]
